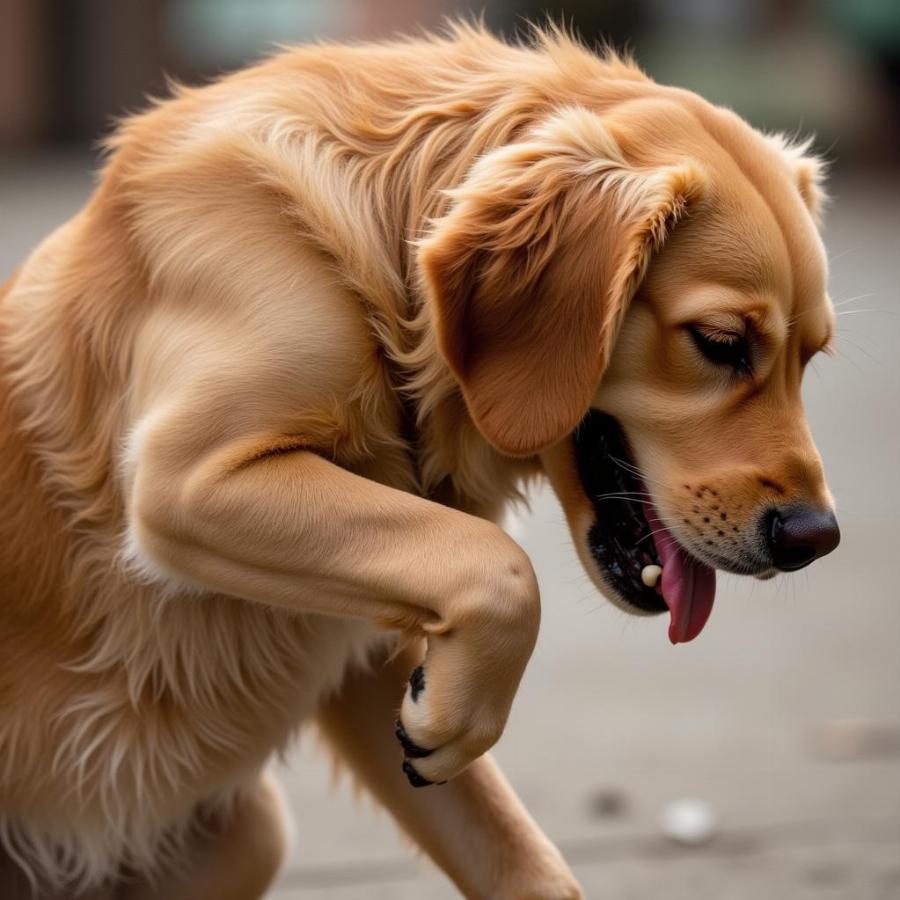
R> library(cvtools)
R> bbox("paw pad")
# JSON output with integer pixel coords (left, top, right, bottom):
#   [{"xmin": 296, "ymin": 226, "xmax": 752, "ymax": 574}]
[
  {"xmin": 408, "ymin": 665, "xmax": 425, "ymax": 701},
  {"xmin": 394, "ymin": 720, "xmax": 432, "ymax": 758},
  {"xmin": 402, "ymin": 760, "xmax": 434, "ymax": 788}
]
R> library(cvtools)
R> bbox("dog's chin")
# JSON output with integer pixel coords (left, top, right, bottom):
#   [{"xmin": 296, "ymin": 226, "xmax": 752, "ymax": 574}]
[
  {"xmin": 569, "ymin": 411, "xmax": 792, "ymax": 643},
  {"xmin": 574, "ymin": 539, "xmax": 667, "ymax": 617},
  {"xmin": 571, "ymin": 411, "xmax": 667, "ymax": 618}
]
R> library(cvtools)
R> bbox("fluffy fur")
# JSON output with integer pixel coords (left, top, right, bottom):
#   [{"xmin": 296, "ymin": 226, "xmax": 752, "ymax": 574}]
[{"xmin": 0, "ymin": 23, "xmax": 833, "ymax": 900}]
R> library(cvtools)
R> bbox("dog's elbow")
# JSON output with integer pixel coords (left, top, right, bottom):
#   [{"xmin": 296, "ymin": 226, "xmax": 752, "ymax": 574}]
[
  {"xmin": 123, "ymin": 468, "xmax": 198, "ymax": 592},
  {"xmin": 123, "ymin": 435, "xmax": 275, "ymax": 593}
]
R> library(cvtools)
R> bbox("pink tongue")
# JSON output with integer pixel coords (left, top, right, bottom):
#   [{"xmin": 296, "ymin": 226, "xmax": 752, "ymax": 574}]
[{"xmin": 643, "ymin": 502, "xmax": 716, "ymax": 644}]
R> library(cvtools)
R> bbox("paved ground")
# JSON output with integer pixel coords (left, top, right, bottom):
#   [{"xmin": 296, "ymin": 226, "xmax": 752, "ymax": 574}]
[{"xmin": 2, "ymin": 155, "xmax": 899, "ymax": 899}]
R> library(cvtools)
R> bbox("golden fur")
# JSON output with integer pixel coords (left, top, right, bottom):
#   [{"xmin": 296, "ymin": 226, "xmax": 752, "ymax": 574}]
[{"xmin": 0, "ymin": 24, "xmax": 834, "ymax": 899}]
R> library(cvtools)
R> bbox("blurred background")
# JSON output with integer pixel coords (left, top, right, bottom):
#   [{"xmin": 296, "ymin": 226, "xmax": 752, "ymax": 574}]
[
  {"xmin": 2, "ymin": 0, "xmax": 900, "ymax": 163},
  {"xmin": 1, "ymin": 1, "xmax": 899, "ymax": 898}
]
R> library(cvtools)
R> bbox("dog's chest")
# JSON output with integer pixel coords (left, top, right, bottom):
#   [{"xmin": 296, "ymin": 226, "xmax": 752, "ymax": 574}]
[
  {"xmin": 127, "ymin": 598, "xmax": 377, "ymax": 789},
  {"xmin": 0, "ymin": 597, "xmax": 379, "ymax": 887},
  {"xmin": 5, "ymin": 597, "xmax": 377, "ymax": 830}
]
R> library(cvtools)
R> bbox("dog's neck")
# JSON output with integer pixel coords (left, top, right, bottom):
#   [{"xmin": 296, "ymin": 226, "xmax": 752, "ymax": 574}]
[{"xmin": 261, "ymin": 51, "xmax": 568, "ymax": 504}]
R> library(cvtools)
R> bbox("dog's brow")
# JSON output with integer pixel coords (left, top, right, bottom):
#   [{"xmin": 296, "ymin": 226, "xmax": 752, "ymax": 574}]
[
  {"xmin": 797, "ymin": 316, "xmax": 833, "ymax": 360},
  {"xmin": 743, "ymin": 304, "xmax": 787, "ymax": 346},
  {"xmin": 676, "ymin": 286, "xmax": 781, "ymax": 328}
]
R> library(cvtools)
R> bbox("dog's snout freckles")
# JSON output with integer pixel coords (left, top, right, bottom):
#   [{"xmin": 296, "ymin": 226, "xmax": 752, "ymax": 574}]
[
  {"xmin": 667, "ymin": 478, "xmax": 761, "ymax": 572},
  {"xmin": 654, "ymin": 465, "xmax": 836, "ymax": 576}
]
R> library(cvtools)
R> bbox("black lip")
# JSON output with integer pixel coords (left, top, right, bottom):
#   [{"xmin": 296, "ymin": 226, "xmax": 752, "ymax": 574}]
[{"xmin": 573, "ymin": 411, "xmax": 667, "ymax": 614}]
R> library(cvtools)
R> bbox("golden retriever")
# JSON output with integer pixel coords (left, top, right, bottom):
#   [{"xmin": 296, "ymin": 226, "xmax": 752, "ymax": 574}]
[{"xmin": 0, "ymin": 23, "xmax": 839, "ymax": 900}]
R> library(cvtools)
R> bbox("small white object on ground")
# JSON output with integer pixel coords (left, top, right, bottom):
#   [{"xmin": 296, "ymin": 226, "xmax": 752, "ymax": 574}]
[
  {"xmin": 640, "ymin": 564, "xmax": 662, "ymax": 588},
  {"xmin": 659, "ymin": 798, "xmax": 717, "ymax": 845}
]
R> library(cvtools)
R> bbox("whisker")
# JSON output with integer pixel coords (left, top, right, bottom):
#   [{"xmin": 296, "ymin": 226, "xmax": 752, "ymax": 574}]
[
  {"xmin": 835, "ymin": 308, "xmax": 895, "ymax": 317},
  {"xmin": 607, "ymin": 454, "xmax": 670, "ymax": 490},
  {"xmin": 787, "ymin": 296, "xmax": 883, "ymax": 330},
  {"xmin": 831, "ymin": 292, "xmax": 876, "ymax": 309},
  {"xmin": 608, "ymin": 454, "xmax": 642, "ymax": 474},
  {"xmin": 831, "ymin": 346, "xmax": 865, "ymax": 375},
  {"xmin": 826, "ymin": 248, "xmax": 857, "ymax": 266},
  {"xmin": 635, "ymin": 526, "xmax": 674, "ymax": 547},
  {"xmin": 591, "ymin": 491, "xmax": 655, "ymax": 502},
  {"xmin": 836, "ymin": 326, "xmax": 877, "ymax": 341},
  {"xmin": 835, "ymin": 335, "xmax": 882, "ymax": 366}
]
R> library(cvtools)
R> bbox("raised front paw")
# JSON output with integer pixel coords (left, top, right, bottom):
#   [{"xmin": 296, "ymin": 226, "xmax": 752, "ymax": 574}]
[
  {"xmin": 396, "ymin": 662, "xmax": 508, "ymax": 787},
  {"xmin": 394, "ymin": 554, "xmax": 541, "ymax": 786}
]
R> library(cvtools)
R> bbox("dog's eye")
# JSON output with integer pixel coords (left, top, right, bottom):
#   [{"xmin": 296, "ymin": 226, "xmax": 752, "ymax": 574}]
[{"xmin": 688, "ymin": 326, "xmax": 753, "ymax": 375}]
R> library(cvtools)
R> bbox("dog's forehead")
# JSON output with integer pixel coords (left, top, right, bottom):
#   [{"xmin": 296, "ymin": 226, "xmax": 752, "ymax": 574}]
[
  {"xmin": 761, "ymin": 178, "xmax": 833, "ymax": 354},
  {"xmin": 729, "ymin": 135, "xmax": 833, "ymax": 349},
  {"xmin": 644, "ymin": 192, "xmax": 788, "ymax": 314},
  {"xmin": 659, "ymin": 161, "xmax": 831, "ymax": 352}
]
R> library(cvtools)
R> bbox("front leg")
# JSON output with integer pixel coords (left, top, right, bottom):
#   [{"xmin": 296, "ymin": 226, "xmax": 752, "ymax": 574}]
[
  {"xmin": 317, "ymin": 641, "xmax": 583, "ymax": 900},
  {"xmin": 126, "ymin": 250, "xmax": 542, "ymax": 784},
  {"xmin": 131, "ymin": 426, "xmax": 539, "ymax": 786}
]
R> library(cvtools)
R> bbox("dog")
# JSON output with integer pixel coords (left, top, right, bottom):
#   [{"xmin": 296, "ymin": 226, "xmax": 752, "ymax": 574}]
[{"xmin": 0, "ymin": 23, "xmax": 839, "ymax": 899}]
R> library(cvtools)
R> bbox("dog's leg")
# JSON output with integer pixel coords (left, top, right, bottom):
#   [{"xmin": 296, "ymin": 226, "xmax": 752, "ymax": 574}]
[
  {"xmin": 132, "ymin": 436, "xmax": 540, "ymax": 786},
  {"xmin": 128, "ymin": 252, "xmax": 541, "ymax": 784},
  {"xmin": 316, "ymin": 641, "xmax": 583, "ymax": 900},
  {"xmin": 119, "ymin": 773, "xmax": 289, "ymax": 900}
]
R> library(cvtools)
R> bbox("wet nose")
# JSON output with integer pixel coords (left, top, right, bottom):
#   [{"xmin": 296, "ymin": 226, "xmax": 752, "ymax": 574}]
[{"xmin": 766, "ymin": 506, "xmax": 841, "ymax": 572}]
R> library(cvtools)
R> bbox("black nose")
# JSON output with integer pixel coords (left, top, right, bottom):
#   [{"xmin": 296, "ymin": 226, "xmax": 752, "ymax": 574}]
[{"xmin": 766, "ymin": 506, "xmax": 841, "ymax": 572}]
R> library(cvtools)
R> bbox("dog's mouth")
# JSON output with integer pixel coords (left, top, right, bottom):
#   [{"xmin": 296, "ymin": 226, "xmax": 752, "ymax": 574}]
[{"xmin": 573, "ymin": 411, "xmax": 717, "ymax": 644}]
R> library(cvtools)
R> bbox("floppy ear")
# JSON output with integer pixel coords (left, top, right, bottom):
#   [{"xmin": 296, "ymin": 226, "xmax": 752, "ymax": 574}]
[{"xmin": 417, "ymin": 108, "xmax": 705, "ymax": 456}]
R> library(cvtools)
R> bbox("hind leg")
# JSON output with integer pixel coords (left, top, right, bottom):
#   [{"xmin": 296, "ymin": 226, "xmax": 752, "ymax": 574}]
[{"xmin": 120, "ymin": 773, "xmax": 289, "ymax": 900}]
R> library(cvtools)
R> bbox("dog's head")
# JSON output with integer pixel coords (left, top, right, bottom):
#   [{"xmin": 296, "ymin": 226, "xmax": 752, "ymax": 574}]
[{"xmin": 418, "ymin": 101, "xmax": 839, "ymax": 642}]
